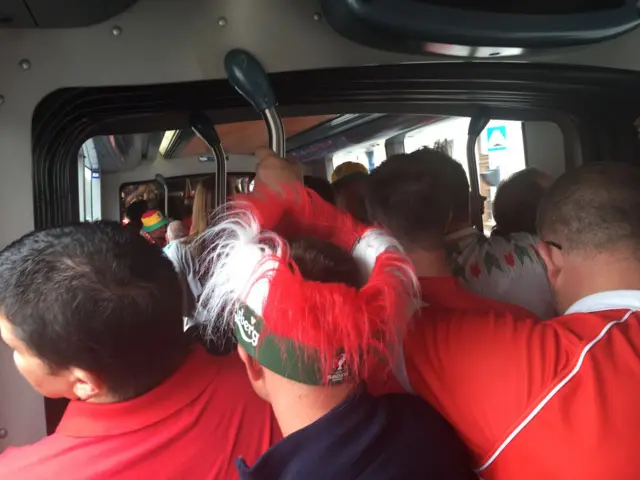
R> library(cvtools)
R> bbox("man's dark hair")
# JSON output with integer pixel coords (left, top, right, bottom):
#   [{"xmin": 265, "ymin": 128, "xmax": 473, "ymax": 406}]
[
  {"xmin": 291, "ymin": 237, "xmax": 364, "ymax": 289},
  {"xmin": 125, "ymin": 199, "xmax": 148, "ymax": 230},
  {"xmin": 304, "ymin": 175, "xmax": 336, "ymax": 205},
  {"xmin": 538, "ymin": 162, "xmax": 640, "ymax": 252},
  {"xmin": 0, "ymin": 221, "xmax": 188, "ymax": 400},
  {"xmin": 365, "ymin": 148, "xmax": 469, "ymax": 249},
  {"xmin": 332, "ymin": 172, "xmax": 371, "ymax": 224},
  {"xmin": 493, "ymin": 167, "xmax": 548, "ymax": 236},
  {"xmin": 126, "ymin": 199, "xmax": 147, "ymax": 218},
  {"xmin": 331, "ymin": 171, "xmax": 368, "ymax": 196}
]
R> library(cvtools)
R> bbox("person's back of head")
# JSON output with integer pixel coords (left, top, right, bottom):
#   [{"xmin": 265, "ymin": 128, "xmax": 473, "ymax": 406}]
[
  {"xmin": 291, "ymin": 237, "xmax": 363, "ymax": 287},
  {"xmin": 537, "ymin": 162, "xmax": 640, "ymax": 311},
  {"xmin": 333, "ymin": 172, "xmax": 370, "ymax": 224},
  {"xmin": 366, "ymin": 148, "xmax": 470, "ymax": 252},
  {"xmin": 197, "ymin": 183, "xmax": 416, "ymax": 429},
  {"xmin": 493, "ymin": 167, "xmax": 553, "ymax": 236},
  {"xmin": 166, "ymin": 220, "xmax": 187, "ymax": 243},
  {"xmin": 331, "ymin": 161, "xmax": 368, "ymax": 183},
  {"xmin": 0, "ymin": 221, "xmax": 188, "ymax": 402},
  {"xmin": 303, "ymin": 175, "xmax": 336, "ymax": 205},
  {"xmin": 229, "ymin": 237, "xmax": 367, "ymax": 419},
  {"xmin": 146, "ymin": 197, "xmax": 161, "ymax": 211},
  {"xmin": 125, "ymin": 199, "xmax": 148, "ymax": 232}
]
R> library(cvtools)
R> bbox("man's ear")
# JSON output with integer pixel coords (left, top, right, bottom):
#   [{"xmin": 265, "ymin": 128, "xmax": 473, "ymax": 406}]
[
  {"xmin": 538, "ymin": 241, "xmax": 563, "ymax": 287},
  {"xmin": 237, "ymin": 345, "xmax": 264, "ymax": 383},
  {"xmin": 69, "ymin": 368, "xmax": 103, "ymax": 401}
]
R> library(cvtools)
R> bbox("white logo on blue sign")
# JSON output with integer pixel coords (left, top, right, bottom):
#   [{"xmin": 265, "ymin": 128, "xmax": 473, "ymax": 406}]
[{"xmin": 487, "ymin": 126, "xmax": 507, "ymax": 152}]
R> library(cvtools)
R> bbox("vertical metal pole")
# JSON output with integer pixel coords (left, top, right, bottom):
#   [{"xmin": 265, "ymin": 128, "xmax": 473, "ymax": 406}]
[
  {"xmin": 191, "ymin": 113, "xmax": 227, "ymax": 208},
  {"xmin": 467, "ymin": 115, "xmax": 490, "ymax": 232}
]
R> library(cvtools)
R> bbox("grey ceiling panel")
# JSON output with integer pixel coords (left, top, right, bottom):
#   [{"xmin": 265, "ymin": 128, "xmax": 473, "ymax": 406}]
[{"xmin": 0, "ymin": 1, "xmax": 37, "ymax": 28}]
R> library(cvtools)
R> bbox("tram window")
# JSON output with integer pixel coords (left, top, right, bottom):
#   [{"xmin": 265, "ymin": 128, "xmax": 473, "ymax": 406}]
[
  {"xmin": 332, "ymin": 142, "xmax": 386, "ymax": 173},
  {"xmin": 120, "ymin": 174, "xmax": 208, "ymax": 222},
  {"xmin": 78, "ymin": 144, "xmax": 102, "ymax": 222},
  {"xmin": 118, "ymin": 173, "xmax": 255, "ymax": 222}
]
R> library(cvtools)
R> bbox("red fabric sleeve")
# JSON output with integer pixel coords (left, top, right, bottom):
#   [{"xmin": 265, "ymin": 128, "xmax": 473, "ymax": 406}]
[{"xmin": 403, "ymin": 306, "xmax": 575, "ymax": 464}]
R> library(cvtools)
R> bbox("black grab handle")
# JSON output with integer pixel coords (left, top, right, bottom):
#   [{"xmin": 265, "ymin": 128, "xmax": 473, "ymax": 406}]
[
  {"xmin": 224, "ymin": 49, "xmax": 285, "ymax": 157},
  {"xmin": 225, "ymin": 49, "xmax": 277, "ymax": 113}
]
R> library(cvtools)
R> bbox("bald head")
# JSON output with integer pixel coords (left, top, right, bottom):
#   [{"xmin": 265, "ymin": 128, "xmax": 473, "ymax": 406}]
[
  {"xmin": 538, "ymin": 163, "xmax": 640, "ymax": 254},
  {"xmin": 167, "ymin": 220, "xmax": 187, "ymax": 243}
]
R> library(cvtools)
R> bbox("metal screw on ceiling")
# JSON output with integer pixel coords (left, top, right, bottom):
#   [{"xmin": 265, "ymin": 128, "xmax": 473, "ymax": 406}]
[
  {"xmin": 0, "ymin": 428, "xmax": 7, "ymax": 439},
  {"xmin": 218, "ymin": 17, "xmax": 228, "ymax": 27},
  {"xmin": 112, "ymin": 25, "xmax": 123, "ymax": 36},
  {"xmin": 313, "ymin": 12, "xmax": 322, "ymax": 21},
  {"xmin": 18, "ymin": 59, "xmax": 31, "ymax": 71}
]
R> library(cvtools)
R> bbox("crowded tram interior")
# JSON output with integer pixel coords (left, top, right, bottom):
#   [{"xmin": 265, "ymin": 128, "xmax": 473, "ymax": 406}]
[{"xmin": 2, "ymin": 0, "xmax": 640, "ymax": 478}]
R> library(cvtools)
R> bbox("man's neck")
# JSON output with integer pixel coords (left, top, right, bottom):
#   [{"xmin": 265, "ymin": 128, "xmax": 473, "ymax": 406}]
[
  {"xmin": 407, "ymin": 248, "xmax": 452, "ymax": 278},
  {"xmin": 269, "ymin": 382, "xmax": 356, "ymax": 437},
  {"xmin": 446, "ymin": 220, "xmax": 472, "ymax": 236},
  {"xmin": 561, "ymin": 253, "xmax": 640, "ymax": 312}
]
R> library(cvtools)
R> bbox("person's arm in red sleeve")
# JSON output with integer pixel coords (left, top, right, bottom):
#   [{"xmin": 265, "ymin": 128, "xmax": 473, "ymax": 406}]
[{"xmin": 401, "ymin": 306, "xmax": 575, "ymax": 466}]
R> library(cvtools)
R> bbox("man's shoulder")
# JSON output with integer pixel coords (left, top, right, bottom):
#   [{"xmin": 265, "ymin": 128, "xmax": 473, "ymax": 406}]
[
  {"xmin": 380, "ymin": 394, "xmax": 448, "ymax": 431},
  {"xmin": 380, "ymin": 392, "xmax": 439, "ymax": 413},
  {"xmin": 419, "ymin": 277, "xmax": 537, "ymax": 320},
  {"xmin": 382, "ymin": 393, "xmax": 463, "ymax": 433},
  {"xmin": 459, "ymin": 288, "xmax": 538, "ymax": 319},
  {"xmin": 377, "ymin": 393, "xmax": 475, "ymax": 477},
  {"xmin": 163, "ymin": 238, "xmax": 188, "ymax": 256},
  {"xmin": 0, "ymin": 434, "xmax": 82, "ymax": 476},
  {"xmin": 416, "ymin": 301, "xmax": 535, "ymax": 329}
]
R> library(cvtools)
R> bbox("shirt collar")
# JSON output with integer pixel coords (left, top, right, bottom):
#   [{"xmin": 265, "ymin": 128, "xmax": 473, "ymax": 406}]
[
  {"xmin": 444, "ymin": 226, "xmax": 480, "ymax": 242},
  {"xmin": 237, "ymin": 385, "xmax": 371, "ymax": 479},
  {"xmin": 57, "ymin": 345, "xmax": 218, "ymax": 437},
  {"xmin": 565, "ymin": 290, "xmax": 640, "ymax": 314}
]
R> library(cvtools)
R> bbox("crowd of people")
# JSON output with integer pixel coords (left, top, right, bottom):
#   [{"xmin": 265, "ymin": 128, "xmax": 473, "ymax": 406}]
[{"xmin": 0, "ymin": 146, "xmax": 639, "ymax": 479}]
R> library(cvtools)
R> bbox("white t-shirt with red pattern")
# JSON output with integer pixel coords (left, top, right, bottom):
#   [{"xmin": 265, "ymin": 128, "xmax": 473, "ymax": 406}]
[{"xmin": 446, "ymin": 227, "xmax": 557, "ymax": 319}]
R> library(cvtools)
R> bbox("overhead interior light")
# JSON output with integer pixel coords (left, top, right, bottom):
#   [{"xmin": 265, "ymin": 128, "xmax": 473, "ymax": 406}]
[{"xmin": 159, "ymin": 130, "xmax": 178, "ymax": 158}]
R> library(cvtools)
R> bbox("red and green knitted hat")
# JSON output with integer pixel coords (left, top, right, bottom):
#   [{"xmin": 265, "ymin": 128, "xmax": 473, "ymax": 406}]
[{"xmin": 141, "ymin": 209, "xmax": 169, "ymax": 233}]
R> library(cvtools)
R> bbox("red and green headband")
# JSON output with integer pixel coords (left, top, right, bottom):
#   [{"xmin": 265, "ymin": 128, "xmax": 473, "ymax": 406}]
[{"xmin": 197, "ymin": 183, "xmax": 418, "ymax": 385}]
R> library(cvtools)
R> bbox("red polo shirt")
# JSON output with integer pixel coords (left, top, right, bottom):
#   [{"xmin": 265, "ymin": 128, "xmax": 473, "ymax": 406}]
[
  {"xmin": 0, "ymin": 346, "xmax": 281, "ymax": 479},
  {"xmin": 402, "ymin": 279, "xmax": 640, "ymax": 479}
]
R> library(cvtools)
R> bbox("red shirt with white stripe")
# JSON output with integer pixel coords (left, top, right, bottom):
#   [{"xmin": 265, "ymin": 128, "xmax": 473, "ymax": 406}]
[
  {"xmin": 402, "ymin": 278, "xmax": 640, "ymax": 479},
  {"xmin": 0, "ymin": 346, "xmax": 281, "ymax": 479}
]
